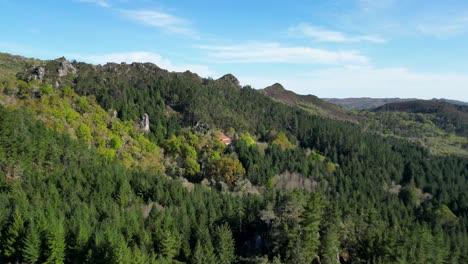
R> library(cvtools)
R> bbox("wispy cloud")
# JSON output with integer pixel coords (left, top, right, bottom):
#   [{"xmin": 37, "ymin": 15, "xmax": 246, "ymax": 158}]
[
  {"xmin": 73, "ymin": 51, "xmax": 215, "ymax": 77},
  {"xmin": 416, "ymin": 14, "xmax": 468, "ymax": 37},
  {"xmin": 78, "ymin": 0, "xmax": 110, "ymax": 8},
  {"xmin": 289, "ymin": 23, "xmax": 385, "ymax": 43},
  {"xmin": 119, "ymin": 9, "xmax": 197, "ymax": 37},
  {"xmin": 358, "ymin": 0, "xmax": 397, "ymax": 12},
  {"xmin": 198, "ymin": 42, "xmax": 369, "ymax": 65}
]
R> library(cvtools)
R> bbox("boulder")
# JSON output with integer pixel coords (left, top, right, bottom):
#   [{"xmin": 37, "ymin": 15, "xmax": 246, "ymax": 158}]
[{"xmin": 34, "ymin": 66, "xmax": 45, "ymax": 81}]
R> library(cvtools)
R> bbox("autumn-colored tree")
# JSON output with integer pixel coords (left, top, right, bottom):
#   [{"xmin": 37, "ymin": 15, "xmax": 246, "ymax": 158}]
[{"xmin": 208, "ymin": 157, "xmax": 246, "ymax": 184}]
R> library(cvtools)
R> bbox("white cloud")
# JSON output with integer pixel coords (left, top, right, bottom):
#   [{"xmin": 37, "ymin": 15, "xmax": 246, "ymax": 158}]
[
  {"xmin": 239, "ymin": 66, "xmax": 468, "ymax": 101},
  {"xmin": 198, "ymin": 42, "xmax": 369, "ymax": 65},
  {"xmin": 78, "ymin": 0, "xmax": 110, "ymax": 8},
  {"xmin": 119, "ymin": 9, "xmax": 197, "ymax": 37},
  {"xmin": 74, "ymin": 51, "xmax": 215, "ymax": 77},
  {"xmin": 289, "ymin": 23, "xmax": 385, "ymax": 43},
  {"xmin": 416, "ymin": 15, "xmax": 468, "ymax": 37}
]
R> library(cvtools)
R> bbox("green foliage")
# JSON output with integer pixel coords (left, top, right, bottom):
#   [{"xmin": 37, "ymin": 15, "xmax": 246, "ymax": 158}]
[
  {"xmin": 433, "ymin": 205, "xmax": 458, "ymax": 227},
  {"xmin": 325, "ymin": 161, "xmax": 336, "ymax": 174},
  {"xmin": 109, "ymin": 134, "xmax": 123, "ymax": 150},
  {"xmin": 271, "ymin": 131, "xmax": 293, "ymax": 150},
  {"xmin": 239, "ymin": 134, "xmax": 256, "ymax": 147},
  {"xmin": 76, "ymin": 123, "xmax": 92, "ymax": 144},
  {"xmin": 41, "ymin": 84, "xmax": 55, "ymax": 95},
  {"xmin": 17, "ymin": 80, "xmax": 31, "ymax": 99}
]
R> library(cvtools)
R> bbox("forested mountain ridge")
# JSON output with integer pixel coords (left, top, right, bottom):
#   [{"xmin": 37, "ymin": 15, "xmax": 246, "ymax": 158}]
[
  {"xmin": 259, "ymin": 83, "xmax": 357, "ymax": 122},
  {"xmin": 0, "ymin": 52, "xmax": 468, "ymax": 263}
]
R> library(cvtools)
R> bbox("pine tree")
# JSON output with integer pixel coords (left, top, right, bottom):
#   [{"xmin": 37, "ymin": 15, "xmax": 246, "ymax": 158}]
[
  {"xmin": 301, "ymin": 193, "xmax": 322, "ymax": 263},
  {"xmin": 195, "ymin": 227, "xmax": 217, "ymax": 263},
  {"xmin": 21, "ymin": 223, "xmax": 42, "ymax": 264},
  {"xmin": 321, "ymin": 224, "xmax": 340, "ymax": 264},
  {"xmin": 2, "ymin": 210, "xmax": 25, "ymax": 261},
  {"xmin": 110, "ymin": 235, "xmax": 132, "ymax": 264},
  {"xmin": 272, "ymin": 255, "xmax": 282, "ymax": 264},
  {"xmin": 159, "ymin": 230, "xmax": 179, "ymax": 260},
  {"xmin": 44, "ymin": 220, "xmax": 66, "ymax": 264},
  {"xmin": 191, "ymin": 240, "xmax": 204, "ymax": 264},
  {"xmin": 215, "ymin": 224, "xmax": 236, "ymax": 264}
]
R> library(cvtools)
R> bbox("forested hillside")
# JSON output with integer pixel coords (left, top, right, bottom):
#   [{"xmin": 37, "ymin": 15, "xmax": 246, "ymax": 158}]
[
  {"xmin": 259, "ymin": 83, "xmax": 356, "ymax": 122},
  {"xmin": 374, "ymin": 100, "xmax": 468, "ymax": 137},
  {"xmin": 259, "ymin": 83, "xmax": 467, "ymax": 156},
  {"xmin": 0, "ymin": 53, "xmax": 467, "ymax": 263}
]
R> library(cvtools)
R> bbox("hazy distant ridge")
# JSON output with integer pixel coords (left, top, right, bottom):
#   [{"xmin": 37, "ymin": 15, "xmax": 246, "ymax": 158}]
[{"xmin": 323, "ymin": 97, "xmax": 468, "ymax": 110}]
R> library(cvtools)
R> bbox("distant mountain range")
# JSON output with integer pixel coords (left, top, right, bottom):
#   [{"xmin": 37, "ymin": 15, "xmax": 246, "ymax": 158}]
[{"xmin": 322, "ymin": 97, "xmax": 468, "ymax": 110}]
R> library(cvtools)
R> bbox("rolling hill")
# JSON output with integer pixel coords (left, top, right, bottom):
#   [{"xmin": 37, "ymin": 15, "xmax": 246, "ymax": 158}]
[{"xmin": 374, "ymin": 100, "xmax": 468, "ymax": 137}]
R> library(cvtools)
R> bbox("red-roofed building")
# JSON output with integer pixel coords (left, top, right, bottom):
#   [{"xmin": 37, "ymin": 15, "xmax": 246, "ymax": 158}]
[{"xmin": 219, "ymin": 134, "xmax": 232, "ymax": 145}]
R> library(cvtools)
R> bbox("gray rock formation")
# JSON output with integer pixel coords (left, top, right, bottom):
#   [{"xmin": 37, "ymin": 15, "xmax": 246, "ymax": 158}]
[
  {"xmin": 140, "ymin": 113, "xmax": 150, "ymax": 132},
  {"xmin": 34, "ymin": 66, "xmax": 45, "ymax": 81},
  {"xmin": 26, "ymin": 66, "xmax": 45, "ymax": 82},
  {"xmin": 109, "ymin": 109, "xmax": 118, "ymax": 119},
  {"xmin": 57, "ymin": 57, "xmax": 77, "ymax": 77}
]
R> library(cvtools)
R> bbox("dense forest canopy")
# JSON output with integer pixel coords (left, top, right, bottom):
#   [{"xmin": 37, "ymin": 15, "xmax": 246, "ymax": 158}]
[{"xmin": 0, "ymin": 53, "xmax": 467, "ymax": 263}]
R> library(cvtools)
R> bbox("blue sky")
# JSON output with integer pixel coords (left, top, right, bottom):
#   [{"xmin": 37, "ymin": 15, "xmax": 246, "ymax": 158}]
[{"xmin": 1, "ymin": 0, "xmax": 467, "ymax": 101}]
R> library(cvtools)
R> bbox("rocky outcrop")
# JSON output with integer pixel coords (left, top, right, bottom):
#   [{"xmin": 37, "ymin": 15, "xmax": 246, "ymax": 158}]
[
  {"xmin": 140, "ymin": 113, "xmax": 150, "ymax": 132},
  {"xmin": 108, "ymin": 109, "xmax": 118, "ymax": 119},
  {"xmin": 33, "ymin": 66, "xmax": 45, "ymax": 81},
  {"xmin": 57, "ymin": 57, "xmax": 77, "ymax": 77},
  {"xmin": 20, "ymin": 57, "xmax": 78, "ymax": 87}
]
